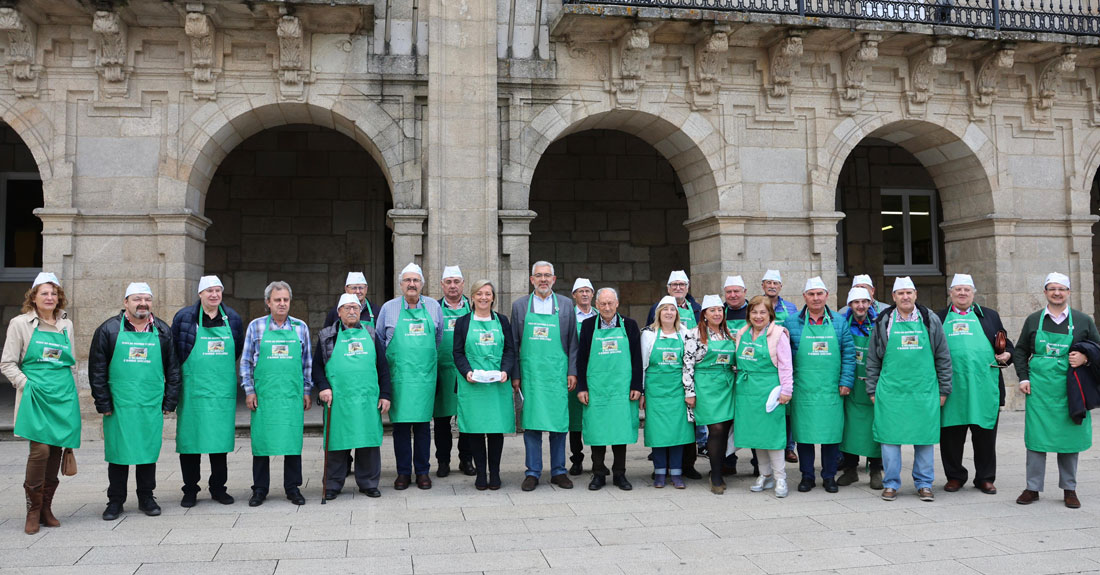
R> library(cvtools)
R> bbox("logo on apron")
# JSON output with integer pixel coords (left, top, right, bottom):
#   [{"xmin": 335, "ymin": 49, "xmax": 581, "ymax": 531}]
[
  {"xmin": 662, "ymin": 351, "xmax": 678, "ymax": 362},
  {"xmin": 479, "ymin": 331, "xmax": 496, "ymax": 344},
  {"xmin": 532, "ymin": 326, "xmax": 550, "ymax": 339},
  {"xmin": 855, "ymin": 350, "xmax": 864, "ymax": 362},
  {"xmin": 740, "ymin": 346, "xmax": 755, "ymax": 359},
  {"xmin": 447, "ymin": 318, "xmax": 457, "ymax": 330},
  {"xmin": 901, "ymin": 335, "xmax": 920, "ymax": 348},
  {"xmin": 811, "ymin": 341, "xmax": 830, "ymax": 353},
  {"xmin": 409, "ymin": 322, "xmax": 425, "ymax": 335},
  {"xmin": 207, "ymin": 340, "xmax": 225, "ymax": 353},
  {"xmin": 1045, "ymin": 343, "xmax": 1066, "ymax": 355},
  {"xmin": 716, "ymin": 353, "xmax": 732, "ymax": 365},
  {"xmin": 952, "ymin": 322, "xmax": 970, "ymax": 334},
  {"xmin": 601, "ymin": 339, "xmax": 619, "ymax": 353},
  {"xmin": 41, "ymin": 347, "xmax": 62, "ymax": 360},
  {"xmin": 271, "ymin": 344, "xmax": 290, "ymax": 357},
  {"xmin": 128, "ymin": 347, "xmax": 148, "ymax": 361},
  {"xmin": 347, "ymin": 341, "xmax": 364, "ymax": 353}
]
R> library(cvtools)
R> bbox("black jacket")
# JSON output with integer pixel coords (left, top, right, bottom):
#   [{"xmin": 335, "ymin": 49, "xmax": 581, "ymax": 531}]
[
  {"xmin": 322, "ymin": 299, "xmax": 378, "ymax": 330},
  {"xmin": 312, "ymin": 322, "xmax": 392, "ymax": 400},
  {"xmin": 89, "ymin": 312, "xmax": 182, "ymax": 414},
  {"xmin": 170, "ymin": 301, "xmax": 245, "ymax": 364},
  {"xmin": 936, "ymin": 304, "xmax": 1015, "ymax": 406},
  {"xmin": 452, "ymin": 312, "xmax": 517, "ymax": 381},
  {"xmin": 576, "ymin": 314, "xmax": 643, "ymax": 394},
  {"xmin": 1068, "ymin": 340, "xmax": 1100, "ymax": 424}
]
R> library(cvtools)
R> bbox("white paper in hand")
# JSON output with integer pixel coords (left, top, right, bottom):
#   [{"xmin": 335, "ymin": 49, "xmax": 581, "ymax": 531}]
[
  {"xmin": 765, "ymin": 386, "xmax": 782, "ymax": 413},
  {"xmin": 472, "ymin": 370, "xmax": 502, "ymax": 383}
]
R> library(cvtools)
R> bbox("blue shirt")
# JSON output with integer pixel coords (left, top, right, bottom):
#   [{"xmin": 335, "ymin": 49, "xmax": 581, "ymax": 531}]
[
  {"xmin": 239, "ymin": 315, "xmax": 313, "ymax": 396},
  {"xmin": 846, "ymin": 306, "xmax": 877, "ymax": 337},
  {"xmin": 375, "ymin": 295, "xmax": 444, "ymax": 349}
]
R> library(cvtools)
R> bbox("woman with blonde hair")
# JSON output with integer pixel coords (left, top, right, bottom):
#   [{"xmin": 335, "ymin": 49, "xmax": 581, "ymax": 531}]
[
  {"xmin": 1, "ymin": 273, "xmax": 79, "ymax": 533},
  {"xmin": 641, "ymin": 296, "xmax": 693, "ymax": 488},
  {"xmin": 683, "ymin": 294, "xmax": 737, "ymax": 494}
]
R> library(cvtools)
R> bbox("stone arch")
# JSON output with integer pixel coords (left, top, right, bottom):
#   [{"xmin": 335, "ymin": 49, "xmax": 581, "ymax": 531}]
[{"xmin": 0, "ymin": 95, "xmax": 55, "ymax": 183}]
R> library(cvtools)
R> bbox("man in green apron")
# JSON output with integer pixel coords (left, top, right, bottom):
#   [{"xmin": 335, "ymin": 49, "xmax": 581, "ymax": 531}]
[
  {"xmin": 240, "ymin": 281, "xmax": 313, "ymax": 507},
  {"xmin": 865, "ymin": 277, "xmax": 953, "ymax": 502},
  {"xmin": 837, "ymin": 287, "xmax": 883, "ymax": 489},
  {"xmin": 170, "ymin": 275, "xmax": 244, "ymax": 508},
  {"xmin": 838, "ymin": 274, "xmax": 890, "ymax": 315},
  {"xmin": 1013, "ymin": 272, "xmax": 1099, "ymax": 509},
  {"xmin": 377, "ymin": 262, "xmax": 444, "ymax": 490},
  {"xmin": 315, "ymin": 294, "xmax": 392, "ymax": 499},
  {"xmin": 89, "ymin": 282, "xmax": 182, "ymax": 520},
  {"xmin": 783, "ymin": 276, "xmax": 855, "ymax": 494},
  {"xmin": 509, "ymin": 261, "xmax": 578, "ymax": 491},
  {"xmin": 936, "ymin": 273, "xmax": 1014, "ymax": 495},
  {"xmin": 569, "ymin": 278, "xmax": 597, "ymax": 475},
  {"xmin": 435, "ymin": 265, "xmax": 473, "ymax": 477},
  {"xmin": 577, "ymin": 287, "xmax": 642, "ymax": 491},
  {"xmin": 723, "ymin": 275, "xmax": 749, "ymax": 333},
  {"xmin": 761, "ymin": 269, "xmax": 799, "ymax": 463}
]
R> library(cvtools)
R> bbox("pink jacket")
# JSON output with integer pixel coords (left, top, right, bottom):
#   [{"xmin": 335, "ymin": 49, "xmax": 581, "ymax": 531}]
[{"xmin": 735, "ymin": 322, "xmax": 794, "ymax": 396}]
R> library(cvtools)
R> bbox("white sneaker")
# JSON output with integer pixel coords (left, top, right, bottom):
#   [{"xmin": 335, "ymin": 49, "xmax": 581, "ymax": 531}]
[
  {"xmin": 775, "ymin": 478, "xmax": 789, "ymax": 498},
  {"xmin": 751, "ymin": 475, "xmax": 776, "ymax": 492}
]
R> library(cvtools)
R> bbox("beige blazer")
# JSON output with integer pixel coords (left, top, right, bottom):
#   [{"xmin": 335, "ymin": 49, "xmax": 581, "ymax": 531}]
[{"xmin": 1, "ymin": 310, "xmax": 76, "ymax": 427}]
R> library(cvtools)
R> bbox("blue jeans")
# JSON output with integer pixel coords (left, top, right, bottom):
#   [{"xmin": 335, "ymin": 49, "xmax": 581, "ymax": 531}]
[
  {"xmin": 786, "ymin": 418, "xmax": 795, "ymax": 451},
  {"xmin": 652, "ymin": 446, "xmax": 684, "ymax": 475},
  {"xmin": 393, "ymin": 422, "xmax": 431, "ymax": 476},
  {"xmin": 881, "ymin": 444, "xmax": 934, "ymax": 490},
  {"xmin": 524, "ymin": 430, "xmax": 567, "ymax": 478},
  {"xmin": 797, "ymin": 443, "xmax": 840, "ymax": 480}
]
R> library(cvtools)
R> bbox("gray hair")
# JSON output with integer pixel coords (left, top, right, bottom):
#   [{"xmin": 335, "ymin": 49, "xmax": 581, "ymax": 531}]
[
  {"xmin": 264, "ymin": 281, "xmax": 293, "ymax": 301},
  {"xmin": 531, "ymin": 261, "xmax": 555, "ymax": 275},
  {"xmin": 596, "ymin": 287, "xmax": 619, "ymax": 301}
]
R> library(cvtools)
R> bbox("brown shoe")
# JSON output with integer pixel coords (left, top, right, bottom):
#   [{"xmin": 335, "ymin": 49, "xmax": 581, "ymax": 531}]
[
  {"xmin": 1065, "ymin": 490, "xmax": 1081, "ymax": 509},
  {"xmin": 881, "ymin": 488, "xmax": 897, "ymax": 501},
  {"xmin": 40, "ymin": 480, "xmax": 61, "ymax": 528},
  {"xmin": 550, "ymin": 474, "xmax": 573, "ymax": 489},
  {"xmin": 1016, "ymin": 489, "xmax": 1039, "ymax": 505},
  {"xmin": 521, "ymin": 476, "xmax": 538, "ymax": 491},
  {"xmin": 918, "ymin": 487, "xmax": 935, "ymax": 502},
  {"xmin": 976, "ymin": 481, "xmax": 997, "ymax": 495},
  {"xmin": 785, "ymin": 450, "xmax": 798, "ymax": 463},
  {"xmin": 23, "ymin": 483, "xmax": 42, "ymax": 535},
  {"xmin": 943, "ymin": 479, "xmax": 963, "ymax": 492},
  {"xmin": 415, "ymin": 474, "xmax": 432, "ymax": 490},
  {"xmin": 393, "ymin": 474, "xmax": 411, "ymax": 490}
]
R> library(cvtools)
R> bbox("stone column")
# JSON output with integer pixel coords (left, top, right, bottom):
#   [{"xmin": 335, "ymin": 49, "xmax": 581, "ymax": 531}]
[
  {"xmin": 683, "ymin": 212, "xmax": 747, "ymax": 296},
  {"xmin": 499, "ymin": 209, "xmax": 536, "ymax": 308},
  {"xmin": 388, "ymin": 208, "xmax": 427, "ymax": 297}
]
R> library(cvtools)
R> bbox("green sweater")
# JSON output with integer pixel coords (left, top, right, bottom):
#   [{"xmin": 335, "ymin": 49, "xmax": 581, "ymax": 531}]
[{"xmin": 1012, "ymin": 308, "xmax": 1100, "ymax": 382}]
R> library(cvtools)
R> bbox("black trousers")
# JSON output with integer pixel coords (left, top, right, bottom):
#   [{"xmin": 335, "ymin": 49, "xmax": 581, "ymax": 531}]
[
  {"xmin": 682, "ymin": 441, "xmax": 697, "ymax": 471},
  {"xmin": 251, "ymin": 455, "xmax": 303, "ymax": 495},
  {"xmin": 325, "ymin": 447, "xmax": 381, "ymax": 491},
  {"xmin": 941, "ymin": 419, "xmax": 998, "ymax": 484},
  {"xmin": 840, "ymin": 452, "xmax": 882, "ymax": 471},
  {"xmin": 107, "ymin": 463, "xmax": 156, "ymax": 503},
  {"xmin": 180, "ymin": 453, "xmax": 228, "ymax": 496},
  {"xmin": 591, "ymin": 445, "xmax": 627, "ymax": 475},
  {"xmin": 466, "ymin": 433, "xmax": 505, "ymax": 479},
  {"xmin": 433, "ymin": 416, "xmax": 472, "ymax": 464},
  {"xmin": 569, "ymin": 430, "xmax": 585, "ymax": 464}
]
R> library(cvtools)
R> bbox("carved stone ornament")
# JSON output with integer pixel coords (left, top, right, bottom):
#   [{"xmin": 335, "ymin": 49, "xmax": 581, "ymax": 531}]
[
  {"xmin": 185, "ymin": 11, "xmax": 217, "ymax": 100},
  {"xmin": 908, "ymin": 38, "xmax": 950, "ymax": 105},
  {"xmin": 619, "ymin": 26, "xmax": 650, "ymax": 95},
  {"xmin": 277, "ymin": 15, "xmax": 303, "ymax": 86},
  {"xmin": 974, "ymin": 43, "xmax": 1016, "ymax": 107},
  {"xmin": 769, "ymin": 33, "xmax": 803, "ymax": 98},
  {"xmin": 695, "ymin": 30, "xmax": 729, "ymax": 96},
  {"xmin": 841, "ymin": 33, "xmax": 881, "ymax": 101},
  {"xmin": 93, "ymin": 10, "xmax": 129, "ymax": 96},
  {"xmin": 1035, "ymin": 47, "xmax": 1077, "ymax": 111},
  {"xmin": 0, "ymin": 7, "xmax": 38, "ymax": 97}
]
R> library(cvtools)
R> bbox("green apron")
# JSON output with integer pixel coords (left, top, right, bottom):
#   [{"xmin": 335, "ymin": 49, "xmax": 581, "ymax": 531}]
[
  {"xmin": 726, "ymin": 318, "xmax": 747, "ymax": 334},
  {"xmin": 1025, "ymin": 311, "xmax": 1092, "ymax": 453},
  {"xmin": 176, "ymin": 307, "xmax": 236, "ymax": 454},
  {"xmin": 14, "ymin": 324, "xmax": 80, "ymax": 448},
  {"xmin": 103, "ymin": 316, "xmax": 165, "ymax": 465},
  {"xmin": 361, "ymin": 303, "xmax": 376, "ymax": 330},
  {"xmin": 678, "ymin": 306, "xmax": 697, "ymax": 330},
  {"xmin": 692, "ymin": 333, "xmax": 736, "ymax": 425},
  {"xmin": 791, "ymin": 314, "xmax": 844, "ymax": 444},
  {"xmin": 458, "ymin": 315, "xmax": 516, "ymax": 434},
  {"xmin": 325, "ymin": 324, "xmax": 383, "ymax": 450},
  {"xmin": 520, "ymin": 296, "xmax": 568, "ymax": 432},
  {"xmin": 582, "ymin": 315, "xmax": 639, "ymax": 446},
  {"xmin": 435, "ymin": 298, "xmax": 469, "ymax": 418},
  {"xmin": 249, "ymin": 317, "xmax": 305, "ymax": 456},
  {"xmin": 733, "ymin": 326, "xmax": 786, "ymax": 450},
  {"xmin": 941, "ymin": 307, "xmax": 1000, "ymax": 429},
  {"xmin": 568, "ymin": 313, "xmax": 593, "ymax": 432},
  {"xmin": 840, "ymin": 320, "xmax": 880, "ymax": 458},
  {"xmin": 775, "ymin": 301, "xmax": 791, "ymax": 324},
  {"xmin": 643, "ymin": 331, "xmax": 693, "ymax": 448},
  {"xmin": 386, "ymin": 303, "xmax": 438, "ymax": 423},
  {"xmin": 872, "ymin": 313, "xmax": 939, "ymax": 446}
]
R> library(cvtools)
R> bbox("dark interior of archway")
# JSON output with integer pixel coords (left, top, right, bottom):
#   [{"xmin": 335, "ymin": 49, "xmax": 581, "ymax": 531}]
[
  {"xmin": 838, "ymin": 137, "xmax": 947, "ymax": 311},
  {"xmin": 529, "ymin": 129, "xmax": 689, "ymax": 323},
  {"xmin": 203, "ymin": 124, "xmax": 393, "ymax": 333}
]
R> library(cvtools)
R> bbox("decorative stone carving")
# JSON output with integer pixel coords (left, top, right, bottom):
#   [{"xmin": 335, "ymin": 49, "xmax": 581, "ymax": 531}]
[
  {"xmin": 841, "ymin": 33, "xmax": 881, "ymax": 102},
  {"xmin": 973, "ymin": 42, "xmax": 1015, "ymax": 108},
  {"xmin": 619, "ymin": 26, "xmax": 650, "ymax": 96},
  {"xmin": 93, "ymin": 10, "xmax": 129, "ymax": 97},
  {"xmin": 0, "ymin": 7, "xmax": 38, "ymax": 97},
  {"xmin": 185, "ymin": 10, "xmax": 217, "ymax": 100},
  {"xmin": 695, "ymin": 29, "xmax": 729, "ymax": 96},
  {"xmin": 769, "ymin": 32, "xmax": 803, "ymax": 98},
  {"xmin": 908, "ymin": 38, "xmax": 950, "ymax": 106},
  {"xmin": 1035, "ymin": 47, "xmax": 1077, "ymax": 111},
  {"xmin": 277, "ymin": 14, "xmax": 305, "ymax": 98}
]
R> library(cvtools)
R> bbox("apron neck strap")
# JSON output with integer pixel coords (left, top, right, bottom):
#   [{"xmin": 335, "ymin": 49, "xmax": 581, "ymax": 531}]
[
  {"xmin": 120, "ymin": 311, "xmax": 156, "ymax": 334},
  {"xmin": 529, "ymin": 292, "xmax": 557, "ymax": 314}
]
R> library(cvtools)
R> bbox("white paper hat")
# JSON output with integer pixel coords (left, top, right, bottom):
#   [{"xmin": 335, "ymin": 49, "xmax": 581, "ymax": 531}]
[
  {"xmin": 400, "ymin": 262, "xmax": 424, "ymax": 281},
  {"xmin": 667, "ymin": 270, "xmax": 690, "ymax": 285},
  {"xmin": 345, "ymin": 272, "xmax": 367, "ymax": 286},
  {"xmin": 847, "ymin": 287, "xmax": 872, "ymax": 304},
  {"xmin": 31, "ymin": 272, "xmax": 59, "ymax": 289},
  {"xmin": 892, "ymin": 276, "xmax": 916, "ymax": 292},
  {"xmin": 572, "ymin": 278, "xmax": 594, "ymax": 293},
  {"xmin": 762, "ymin": 269, "xmax": 782, "ymax": 283},
  {"xmin": 125, "ymin": 282, "xmax": 153, "ymax": 298},
  {"xmin": 656, "ymin": 295, "xmax": 677, "ymax": 309},
  {"xmin": 197, "ymin": 275, "xmax": 223, "ymax": 293},
  {"xmin": 1044, "ymin": 272, "xmax": 1070, "ymax": 290},
  {"xmin": 852, "ymin": 274, "xmax": 874, "ymax": 288},
  {"xmin": 950, "ymin": 273, "xmax": 975, "ymax": 289},
  {"xmin": 723, "ymin": 275, "xmax": 745, "ymax": 289},
  {"xmin": 337, "ymin": 293, "xmax": 360, "ymax": 309},
  {"xmin": 441, "ymin": 266, "xmax": 463, "ymax": 280},
  {"xmin": 803, "ymin": 276, "xmax": 828, "ymax": 293},
  {"xmin": 700, "ymin": 294, "xmax": 723, "ymax": 310}
]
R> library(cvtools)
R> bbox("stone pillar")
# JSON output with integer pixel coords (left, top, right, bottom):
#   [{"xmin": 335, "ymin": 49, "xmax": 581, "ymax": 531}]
[
  {"xmin": 683, "ymin": 212, "xmax": 746, "ymax": 296},
  {"xmin": 424, "ymin": 0, "xmax": 499, "ymax": 292},
  {"xmin": 499, "ymin": 209, "xmax": 536, "ymax": 309},
  {"xmin": 388, "ymin": 208, "xmax": 427, "ymax": 297}
]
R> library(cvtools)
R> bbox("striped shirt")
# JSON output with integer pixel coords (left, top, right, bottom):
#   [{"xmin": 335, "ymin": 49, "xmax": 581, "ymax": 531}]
[{"xmin": 239, "ymin": 315, "xmax": 313, "ymax": 396}]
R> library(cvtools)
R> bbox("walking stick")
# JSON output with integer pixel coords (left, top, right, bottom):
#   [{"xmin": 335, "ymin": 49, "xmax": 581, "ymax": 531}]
[{"xmin": 321, "ymin": 402, "xmax": 331, "ymax": 505}]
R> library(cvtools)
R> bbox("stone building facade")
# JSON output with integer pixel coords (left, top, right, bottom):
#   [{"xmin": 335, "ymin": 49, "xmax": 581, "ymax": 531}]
[{"xmin": 1, "ymin": 0, "xmax": 1099, "ymax": 428}]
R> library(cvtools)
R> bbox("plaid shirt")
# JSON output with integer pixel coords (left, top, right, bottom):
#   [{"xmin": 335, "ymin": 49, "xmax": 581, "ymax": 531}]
[{"xmin": 239, "ymin": 314, "xmax": 313, "ymax": 396}]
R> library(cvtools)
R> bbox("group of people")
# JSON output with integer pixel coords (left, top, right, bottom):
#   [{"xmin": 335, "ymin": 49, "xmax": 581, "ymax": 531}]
[{"xmin": 2, "ymin": 262, "xmax": 1094, "ymax": 535}]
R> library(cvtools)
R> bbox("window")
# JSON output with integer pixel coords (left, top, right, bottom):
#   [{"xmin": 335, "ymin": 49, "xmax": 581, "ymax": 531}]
[
  {"xmin": 0, "ymin": 172, "xmax": 43, "ymax": 281},
  {"xmin": 881, "ymin": 188, "xmax": 940, "ymax": 276}
]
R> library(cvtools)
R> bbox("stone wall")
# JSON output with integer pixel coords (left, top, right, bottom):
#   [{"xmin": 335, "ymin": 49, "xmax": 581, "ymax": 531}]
[{"xmin": 528, "ymin": 130, "xmax": 689, "ymax": 323}]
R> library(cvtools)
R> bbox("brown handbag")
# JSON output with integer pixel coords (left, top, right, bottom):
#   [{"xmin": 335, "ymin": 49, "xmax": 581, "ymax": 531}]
[
  {"xmin": 994, "ymin": 329, "xmax": 1008, "ymax": 356},
  {"xmin": 61, "ymin": 448, "xmax": 77, "ymax": 476}
]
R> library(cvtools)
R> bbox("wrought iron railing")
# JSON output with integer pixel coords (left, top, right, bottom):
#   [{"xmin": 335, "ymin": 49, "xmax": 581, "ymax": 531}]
[{"xmin": 562, "ymin": 0, "xmax": 1100, "ymax": 35}]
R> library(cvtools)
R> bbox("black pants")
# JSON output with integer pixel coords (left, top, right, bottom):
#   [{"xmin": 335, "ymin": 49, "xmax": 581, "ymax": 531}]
[
  {"xmin": 840, "ymin": 452, "xmax": 882, "ymax": 471},
  {"xmin": 682, "ymin": 441, "xmax": 697, "ymax": 471},
  {"xmin": 434, "ymin": 416, "xmax": 472, "ymax": 465},
  {"xmin": 466, "ymin": 433, "xmax": 504, "ymax": 480},
  {"xmin": 591, "ymin": 445, "xmax": 626, "ymax": 475},
  {"xmin": 325, "ymin": 447, "xmax": 381, "ymax": 491},
  {"xmin": 180, "ymin": 453, "xmax": 228, "ymax": 496},
  {"xmin": 569, "ymin": 430, "xmax": 585, "ymax": 464},
  {"xmin": 107, "ymin": 463, "xmax": 156, "ymax": 503},
  {"xmin": 941, "ymin": 419, "xmax": 998, "ymax": 484},
  {"xmin": 251, "ymin": 455, "xmax": 303, "ymax": 495}
]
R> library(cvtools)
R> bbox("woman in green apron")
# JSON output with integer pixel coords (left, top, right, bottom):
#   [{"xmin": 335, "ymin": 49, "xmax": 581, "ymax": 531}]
[
  {"xmin": 683, "ymin": 295, "xmax": 737, "ymax": 494},
  {"xmin": 2, "ymin": 273, "xmax": 79, "ymax": 534},
  {"xmin": 452, "ymin": 280, "xmax": 517, "ymax": 490},
  {"xmin": 733, "ymin": 296, "xmax": 793, "ymax": 498},
  {"xmin": 642, "ymin": 297, "xmax": 693, "ymax": 489}
]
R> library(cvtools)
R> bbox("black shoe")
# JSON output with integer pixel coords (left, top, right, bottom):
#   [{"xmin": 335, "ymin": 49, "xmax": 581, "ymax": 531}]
[
  {"xmin": 437, "ymin": 462, "xmax": 451, "ymax": 478},
  {"xmin": 569, "ymin": 461, "xmax": 583, "ymax": 476},
  {"xmin": 286, "ymin": 490, "xmax": 306, "ymax": 505},
  {"xmin": 211, "ymin": 492, "xmax": 235, "ymax": 505},
  {"xmin": 683, "ymin": 467, "xmax": 703, "ymax": 480},
  {"xmin": 181, "ymin": 492, "xmax": 197, "ymax": 508},
  {"xmin": 324, "ymin": 490, "xmax": 338, "ymax": 501},
  {"xmin": 798, "ymin": 478, "xmax": 815, "ymax": 492},
  {"xmin": 752, "ymin": 464, "xmax": 760, "ymax": 477},
  {"xmin": 248, "ymin": 491, "xmax": 265, "ymax": 507},
  {"xmin": 588, "ymin": 474, "xmax": 606, "ymax": 491},
  {"xmin": 138, "ymin": 497, "xmax": 161, "ymax": 516},
  {"xmin": 459, "ymin": 460, "xmax": 476, "ymax": 477},
  {"xmin": 102, "ymin": 501, "xmax": 123, "ymax": 521},
  {"xmin": 698, "ymin": 445, "xmax": 709, "ymax": 456},
  {"xmin": 360, "ymin": 488, "xmax": 382, "ymax": 498},
  {"xmin": 612, "ymin": 473, "xmax": 632, "ymax": 491},
  {"xmin": 823, "ymin": 478, "xmax": 839, "ymax": 493}
]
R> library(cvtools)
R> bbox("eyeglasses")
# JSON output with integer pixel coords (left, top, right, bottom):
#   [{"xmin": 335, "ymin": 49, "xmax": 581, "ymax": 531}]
[
  {"xmin": 401, "ymin": 278, "xmax": 422, "ymax": 284},
  {"xmin": 668, "ymin": 282, "xmax": 688, "ymax": 289},
  {"xmin": 532, "ymin": 274, "xmax": 554, "ymax": 279},
  {"xmin": 1046, "ymin": 288, "xmax": 1069, "ymax": 293}
]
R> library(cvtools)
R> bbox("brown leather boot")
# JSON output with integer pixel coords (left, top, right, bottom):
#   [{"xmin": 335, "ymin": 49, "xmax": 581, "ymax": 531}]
[
  {"xmin": 23, "ymin": 483, "xmax": 42, "ymax": 535},
  {"xmin": 40, "ymin": 480, "xmax": 61, "ymax": 528}
]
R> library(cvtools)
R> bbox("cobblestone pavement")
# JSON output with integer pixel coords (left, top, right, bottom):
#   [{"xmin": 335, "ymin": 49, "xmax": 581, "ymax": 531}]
[{"xmin": 0, "ymin": 411, "xmax": 1098, "ymax": 574}]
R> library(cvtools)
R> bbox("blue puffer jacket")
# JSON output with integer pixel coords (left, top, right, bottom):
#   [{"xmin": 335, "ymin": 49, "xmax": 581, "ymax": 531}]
[
  {"xmin": 783, "ymin": 306, "xmax": 857, "ymax": 389},
  {"xmin": 171, "ymin": 301, "xmax": 246, "ymax": 364}
]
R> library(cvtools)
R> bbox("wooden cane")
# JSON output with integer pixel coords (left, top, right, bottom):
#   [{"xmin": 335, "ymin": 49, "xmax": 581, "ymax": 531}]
[{"xmin": 321, "ymin": 402, "xmax": 331, "ymax": 505}]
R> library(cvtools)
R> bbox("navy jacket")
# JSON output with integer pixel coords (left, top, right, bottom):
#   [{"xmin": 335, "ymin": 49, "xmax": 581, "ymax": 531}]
[
  {"xmin": 1069, "ymin": 339, "xmax": 1100, "ymax": 424},
  {"xmin": 171, "ymin": 301, "xmax": 245, "ymax": 364}
]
